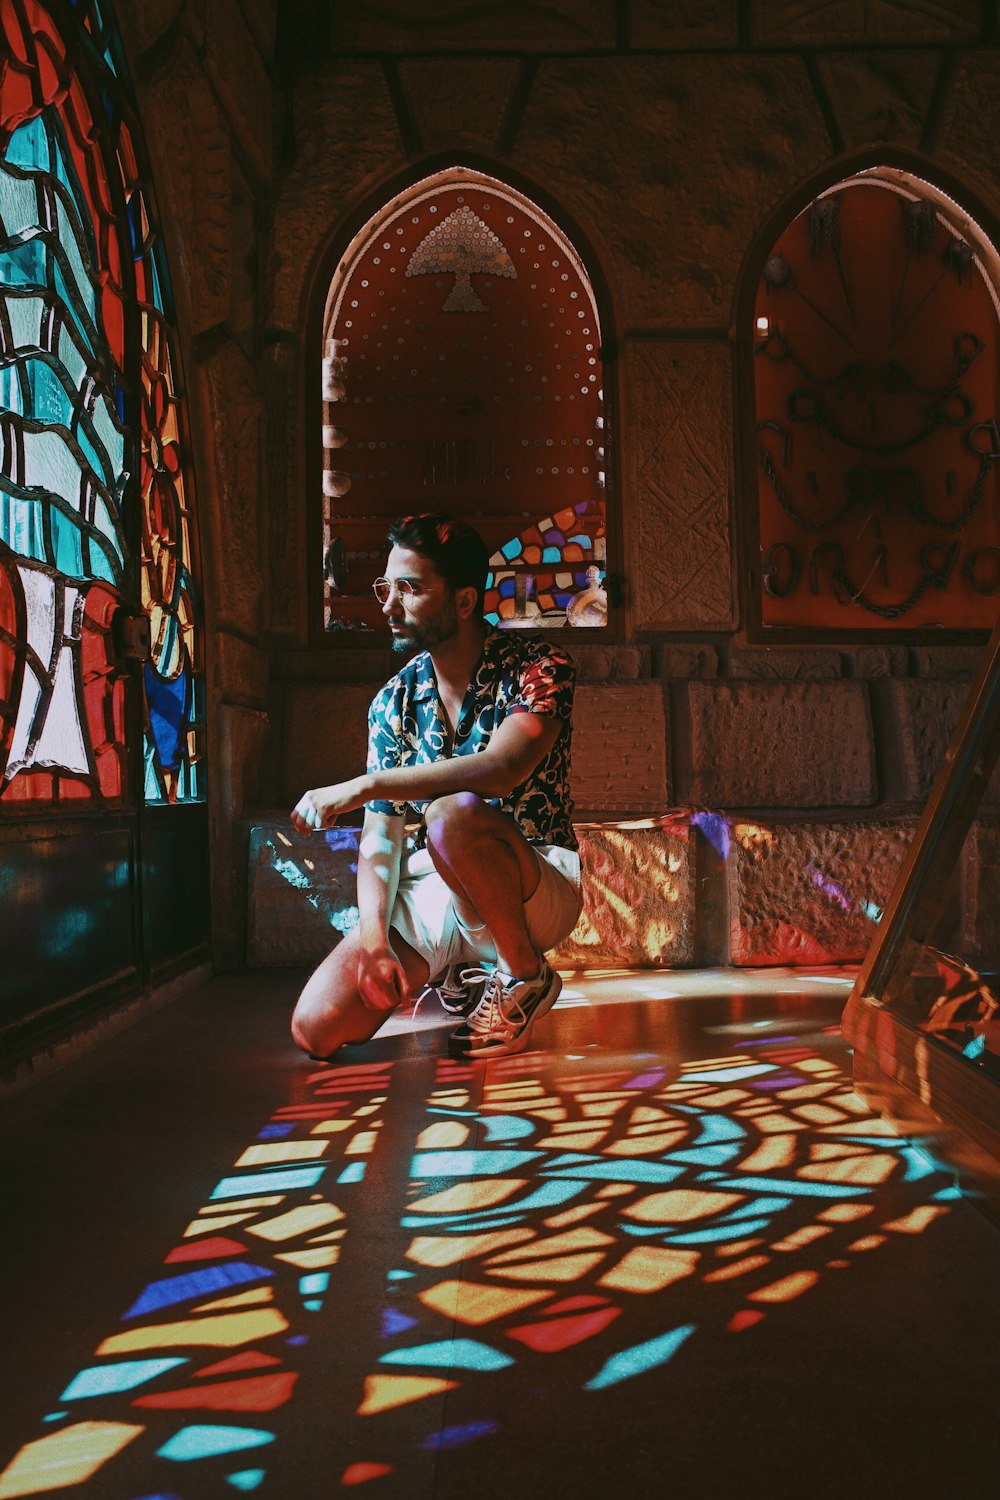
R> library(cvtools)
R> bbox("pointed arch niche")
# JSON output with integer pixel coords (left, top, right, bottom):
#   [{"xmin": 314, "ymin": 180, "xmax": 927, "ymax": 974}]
[
  {"xmin": 751, "ymin": 167, "xmax": 1000, "ymax": 636},
  {"xmin": 320, "ymin": 168, "xmax": 609, "ymax": 634}
]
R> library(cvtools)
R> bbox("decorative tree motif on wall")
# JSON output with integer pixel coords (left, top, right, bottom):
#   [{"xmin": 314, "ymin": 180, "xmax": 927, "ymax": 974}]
[
  {"xmin": 0, "ymin": 0, "xmax": 203, "ymax": 803},
  {"xmin": 406, "ymin": 205, "xmax": 517, "ymax": 313}
]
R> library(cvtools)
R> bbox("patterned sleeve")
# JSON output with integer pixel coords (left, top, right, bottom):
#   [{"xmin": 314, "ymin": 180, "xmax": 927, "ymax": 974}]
[
  {"xmin": 366, "ymin": 683, "xmax": 408, "ymax": 818},
  {"xmin": 510, "ymin": 642, "xmax": 575, "ymax": 721}
]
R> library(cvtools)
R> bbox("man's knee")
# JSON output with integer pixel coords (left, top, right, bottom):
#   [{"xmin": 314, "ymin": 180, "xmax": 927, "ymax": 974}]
[
  {"xmin": 424, "ymin": 791, "xmax": 488, "ymax": 849},
  {"xmin": 290, "ymin": 995, "xmax": 334, "ymax": 1060}
]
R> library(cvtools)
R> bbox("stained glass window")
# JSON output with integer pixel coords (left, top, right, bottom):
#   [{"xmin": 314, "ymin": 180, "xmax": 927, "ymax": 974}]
[
  {"xmin": 0, "ymin": 0, "xmax": 202, "ymax": 804},
  {"xmin": 321, "ymin": 169, "xmax": 608, "ymax": 635}
]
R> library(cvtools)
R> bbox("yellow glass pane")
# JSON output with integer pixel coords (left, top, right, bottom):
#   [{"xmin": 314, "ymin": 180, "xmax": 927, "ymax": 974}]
[
  {"xmin": 0, "ymin": 1423, "xmax": 144, "ymax": 1499},
  {"xmin": 771, "ymin": 1225, "xmax": 831, "ymax": 1252},
  {"xmin": 800, "ymin": 1154, "xmax": 896, "ymax": 1185},
  {"xmin": 198, "ymin": 1196, "xmax": 285, "ymax": 1212},
  {"xmin": 419, "ymin": 1280, "xmax": 550, "ymax": 1324},
  {"xmin": 235, "ymin": 1142, "xmax": 328, "ymax": 1167},
  {"xmin": 487, "ymin": 1227, "xmax": 614, "ymax": 1264},
  {"xmin": 192, "ymin": 1288, "xmax": 275, "ymax": 1312},
  {"xmin": 246, "ymin": 1203, "xmax": 345, "ymax": 1242},
  {"xmin": 625, "ymin": 1190, "xmax": 743, "ymax": 1224},
  {"xmin": 276, "ymin": 1246, "xmax": 340, "ymax": 1268},
  {"xmin": 182, "ymin": 1212, "xmax": 257, "ymax": 1237},
  {"xmin": 97, "ymin": 1308, "xmax": 289, "ymax": 1354},
  {"xmin": 408, "ymin": 1179, "xmax": 526, "ymax": 1214},
  {"xmin": 737, "ymin": 1135, "xmax": 798, "ymax": 1173},
  {"xmin": 848, "ymin": 1234, "xmax": 889, "ymax": 1252},
  {"xmin": 599, "ymin": 1246, "xmax": 699, "ymax": 1294},
  {"xmin": 416, "ymin": 1121, "xmax": 472, "ymax": 1150},
  {"xmin": 605, "ymin": 1132, "xmax": 686, "ymax": 1156},
  {"xmin": 543, "ymin": 1204, "xmax": 605, "ymax": 1228},
  {"xmin": 345, "ymin": 1131, "xmax": 379, "ymax": 1155},
  {"xmin": 749, "ymin": 1271, "xmax": 820, "ymax": 1304},
  {"xmin": 705, "ymin": 1255, "xmax": 770, "ymax": 1283},
  {"xmin": 358, "ymin": 1375, "xmax": 457, "ymax": 1416},
  {"xmin": 406, "ymin": 1229, "xmax": 534, "ymax": 1267},
  {"xmin": 883, "ymin": 1206, "xmax": 948, "ymax": 1234},
  {"xmin": 486, "ymin": 1251, "xmax": 605, "ymax": 1282},
  {"xmin": 818, "ymin": 1203, "xmax": 873, "ymax": 1223},
  {"xmin": 536, "ymin": 1131, "xmax": 608, "ymax": 1151}
]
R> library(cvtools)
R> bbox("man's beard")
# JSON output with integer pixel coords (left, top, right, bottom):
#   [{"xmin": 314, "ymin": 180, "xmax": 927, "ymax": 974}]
[{"xmin": 390, "ymin": 596, "xmax": 459, "ymax": 655}]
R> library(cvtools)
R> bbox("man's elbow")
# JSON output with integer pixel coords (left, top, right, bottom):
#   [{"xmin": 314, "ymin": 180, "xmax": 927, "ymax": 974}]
[{"xmin": 474, "ymin": 759, "xmax": 534, "ymax": 799}]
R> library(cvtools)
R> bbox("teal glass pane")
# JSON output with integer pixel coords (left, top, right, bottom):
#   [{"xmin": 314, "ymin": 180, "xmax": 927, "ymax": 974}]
[{"xmin": 48, "ymin": 507, "xmax": 85, "ymax": 577}]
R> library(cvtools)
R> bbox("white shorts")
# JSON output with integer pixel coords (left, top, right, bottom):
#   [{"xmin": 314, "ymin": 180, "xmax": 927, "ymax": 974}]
[{"xmin": 389, "ymin": 843, "xmax": 583, "ymax": 980}]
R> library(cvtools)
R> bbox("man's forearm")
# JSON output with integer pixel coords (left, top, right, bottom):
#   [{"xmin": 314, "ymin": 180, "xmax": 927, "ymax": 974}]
[
  {"xmin": 356, "ymin": 823, "xmax": 402, "ymax": 941},
  {"xmin": 365, "ymin": 747, "xmax": 518, "ymax": 805}
]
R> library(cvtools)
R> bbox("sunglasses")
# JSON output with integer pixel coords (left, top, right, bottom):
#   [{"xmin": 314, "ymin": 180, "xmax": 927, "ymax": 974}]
[{"xmin": 372, "ymin": 576, "xmax": 423, "ymax": 604}]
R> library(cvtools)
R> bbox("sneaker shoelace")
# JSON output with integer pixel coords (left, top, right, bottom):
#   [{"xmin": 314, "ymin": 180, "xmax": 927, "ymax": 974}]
[
  {"xmin": 465, "ymin": 971, "xmax": 517, "ymax": 1037},
  {"xmin": 450, "ymin": 964, "xmax": 491, "ymax": 996}
]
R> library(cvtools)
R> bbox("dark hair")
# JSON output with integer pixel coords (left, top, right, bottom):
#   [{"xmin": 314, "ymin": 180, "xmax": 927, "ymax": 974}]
[{"xmin": 387, "ymin": 512, "xmax": 489, "ymax": 612}]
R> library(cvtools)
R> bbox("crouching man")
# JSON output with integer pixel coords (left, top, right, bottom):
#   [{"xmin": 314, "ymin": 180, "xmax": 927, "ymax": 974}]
[{"xmin": 290, "ymin": 512, "xmax": 582, "ymax": 1061}]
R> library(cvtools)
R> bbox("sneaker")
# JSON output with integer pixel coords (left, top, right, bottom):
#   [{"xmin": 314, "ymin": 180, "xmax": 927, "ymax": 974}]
[
  {"xmin": 448, "ymin": 960, "xmax": 562, "ymax": 1059},
  {"xmin": 431, "ymin": 963, "xmax": 491, "ymax": 1018}
]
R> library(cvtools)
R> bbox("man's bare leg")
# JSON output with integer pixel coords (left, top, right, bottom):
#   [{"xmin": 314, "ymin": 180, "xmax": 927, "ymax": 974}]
[
  {"xmin": 423, "ymin": 792, "xmax": 542, "ymax": 978},
  {"xmin": 291, "ymin": 927, "xmax": 430, "ymax": 1060}
]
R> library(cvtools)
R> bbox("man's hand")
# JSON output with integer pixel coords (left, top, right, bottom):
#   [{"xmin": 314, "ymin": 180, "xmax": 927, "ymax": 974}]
[
  {"xmin": 357, "ymin": 937, "xmax": 409, "ymax": 1013},
  {"xmin": 291, "ymin": 777, "xmax": 367, "ymax": 833}
]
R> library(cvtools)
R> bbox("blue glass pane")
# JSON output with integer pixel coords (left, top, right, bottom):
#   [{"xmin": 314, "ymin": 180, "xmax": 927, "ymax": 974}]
[{"xmin": 144, "ymin": 663, "xmax": 192, "ymax": 773}]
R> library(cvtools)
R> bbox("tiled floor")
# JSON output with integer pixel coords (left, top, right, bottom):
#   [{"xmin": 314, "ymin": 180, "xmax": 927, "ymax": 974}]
[{"xmin": 1, "ymin": 966, "xmax": 999, "ymax": 1500}]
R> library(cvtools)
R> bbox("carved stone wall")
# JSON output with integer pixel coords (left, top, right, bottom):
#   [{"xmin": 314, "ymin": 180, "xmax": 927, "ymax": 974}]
[
  {"xmin": 626, "ymin": 341, "xmax": 736, "ymax": 631},
  {"xmin": 198, "ymin": 339, "xmax": 265, "ymax": 636}
]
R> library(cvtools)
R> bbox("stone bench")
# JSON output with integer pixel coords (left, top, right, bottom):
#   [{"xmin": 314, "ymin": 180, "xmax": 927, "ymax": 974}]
[{"xmin": 246, "ymin": 811, "xmax": 920, "ymax": 970}]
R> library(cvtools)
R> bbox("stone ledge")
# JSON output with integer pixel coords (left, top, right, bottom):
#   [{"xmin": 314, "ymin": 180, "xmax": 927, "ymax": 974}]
[
  {"xmin": 247, "ymin": 811, "xmax": 918, "ymax": 972},
  {"xmin": 552, "ymin": 823, "xmax": 695, "ymax": 968},
  {"xmin": 247, "ymin": 819, "xmax": 697, "ymax": 970},
  {"xmin": 728, "ymin": 817, "xmax": 917, "ymax": 967}
]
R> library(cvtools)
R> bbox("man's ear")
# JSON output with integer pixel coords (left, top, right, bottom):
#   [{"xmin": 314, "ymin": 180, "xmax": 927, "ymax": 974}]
[{"xmin": 455, "ymin": 584, "xmax": 479, "ymax": 620}]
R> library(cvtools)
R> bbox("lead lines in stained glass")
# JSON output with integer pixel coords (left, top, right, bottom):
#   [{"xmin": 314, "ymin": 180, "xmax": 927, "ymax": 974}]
[{"xmin": 0, "ymin": 111, "xmax": 126, "ymax": 586}]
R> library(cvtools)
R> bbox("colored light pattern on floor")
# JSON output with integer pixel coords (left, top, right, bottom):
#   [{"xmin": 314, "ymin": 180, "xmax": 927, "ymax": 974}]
[
  {"xmin": 0, "ymin": 1027, "xmax": 957, "ymax": 1498},
  {"xmin": 0, "ymin": 1059, "xmax": 391, "ymax": 1499}
]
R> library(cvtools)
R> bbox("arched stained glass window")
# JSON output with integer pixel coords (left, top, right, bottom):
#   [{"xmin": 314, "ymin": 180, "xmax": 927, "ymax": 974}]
[
  {"xmin": 0, "ymin": 0, "xmax": 202, "ymax": 804},
  {"xmin": 321, "ymin": 168, "xmax": 609, "ymax": 634}
]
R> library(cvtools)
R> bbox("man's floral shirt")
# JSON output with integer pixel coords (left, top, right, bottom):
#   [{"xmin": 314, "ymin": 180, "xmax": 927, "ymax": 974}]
[{"xmin": 366, "ymin": 629, "xmax": 576, "ymax": 850}]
